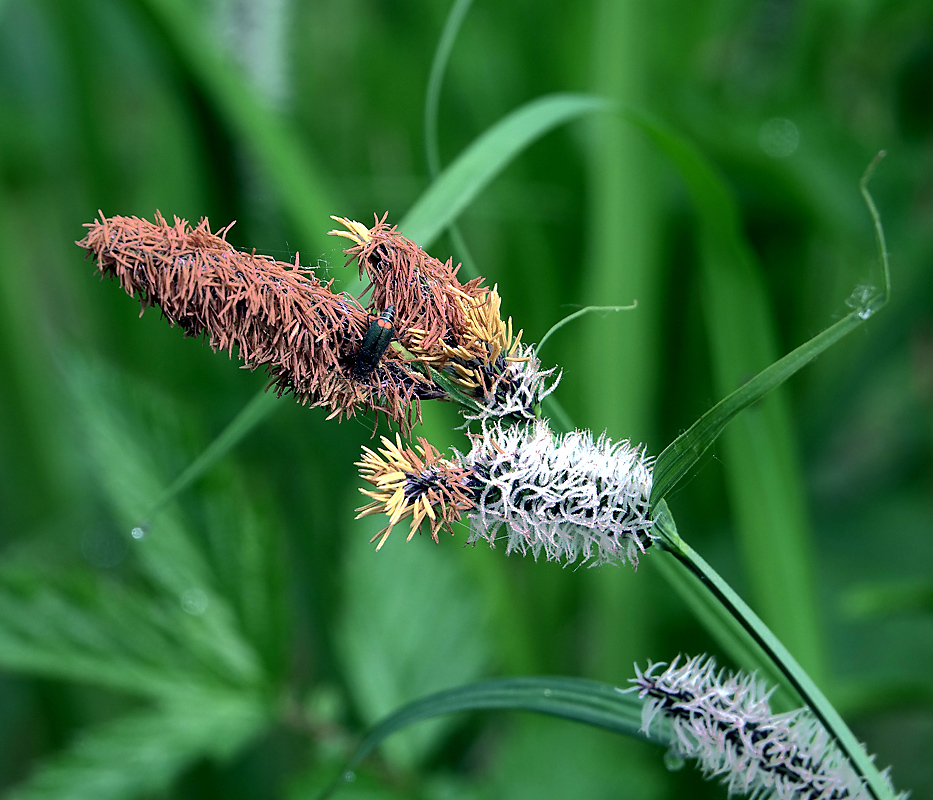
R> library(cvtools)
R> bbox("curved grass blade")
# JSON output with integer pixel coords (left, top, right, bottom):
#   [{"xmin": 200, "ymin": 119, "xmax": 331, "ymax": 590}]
[
  {"xmin": 653, "ymin": 501, "xmax": 897, "ymax": 800},
  {"xmin": 650, "ymin": 311, "xmax": 863, "ymax": 505},
  {"xmin": 325, "ymin": 676, "xmax": 658, "ymax": 796},
  {"xmin": 631, "ymin": 110, "xmax": 823, "ymax": 672},
  {"xmin": 648, "ymin": 149, "xmax": 890, "ymax": 505},
  {"xmin": 423, "ymin": 0, "xmax": 480, "ymax": 277},
  {"xmin": 133, "ymin": 0, "xmax": 335, "ymax": 253},
  {"xmin": 424, "ymin": 0, "xmax": 475, "ymax": 178},
  {"xmin": 401, "ymin": 93, "xmax": 611, "ymax": 247},
  {"xmin": 536, "ymin": 303, "xmax": 638, "ymax": 355},
  {"xmin": 648, "ymin": 554, "xmax": 792, "ymax": 706},
  {"xmin": 138, "ymin": 389, "xmax": 280, "ymax": 528}
]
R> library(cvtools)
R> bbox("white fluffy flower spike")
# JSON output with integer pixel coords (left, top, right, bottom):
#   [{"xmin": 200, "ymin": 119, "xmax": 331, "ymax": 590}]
[
  {"xmin": 463, "ymin": 420, "xmax": 654, "ymax": 566},
  {"xmin": 626, "ymin": 655, "xmax": 905, "ymax": 800}
]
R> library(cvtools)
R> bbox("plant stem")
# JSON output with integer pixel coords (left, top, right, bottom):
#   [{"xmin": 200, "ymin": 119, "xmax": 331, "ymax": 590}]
[{"xmin": 653, "ymin": 501, "xmax": 896, "ymax": 800}]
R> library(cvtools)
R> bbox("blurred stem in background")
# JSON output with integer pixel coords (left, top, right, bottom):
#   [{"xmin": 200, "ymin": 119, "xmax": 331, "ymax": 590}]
[{"xmin": 580, "ymin": 0, "xmax": 663, "ymax": 682}]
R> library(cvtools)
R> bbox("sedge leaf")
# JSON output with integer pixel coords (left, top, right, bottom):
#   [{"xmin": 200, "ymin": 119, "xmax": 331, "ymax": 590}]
[
  {"xmin": 641, "ymin": 125, "xmax": 890, "ymax": 504},
  {"xmin": 401, "ymin": 94, "xmax": 610, "ymax": 247},
  {"xmin": 338, "ymin": 676, "xmax": 658, "ymax": 782},
  {"xmin": 653, "ymin": 501, "xmax": 897, "ymax": 800}
]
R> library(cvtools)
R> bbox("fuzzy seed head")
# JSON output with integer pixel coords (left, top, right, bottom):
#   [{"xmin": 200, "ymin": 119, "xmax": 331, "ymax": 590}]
[
  {"xmin": 628, "ymin": 656, "xmax": 905, "ymax": 800},
  {"xmin": 329, "ymin": 214, "xmax": 488, "ymax": 356},
  {"xmin": 78, "ymin": 212, "xmax": 428, "ymax": 431},
  {"xmin": 463, "ymin": 421, "xmax": 654, "ymax": 566}
]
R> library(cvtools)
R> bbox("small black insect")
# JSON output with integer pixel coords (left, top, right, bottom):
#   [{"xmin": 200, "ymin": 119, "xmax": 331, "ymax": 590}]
[{"xmin": 352, "ymin": 305, "xmax": 395, "ymax": 378}]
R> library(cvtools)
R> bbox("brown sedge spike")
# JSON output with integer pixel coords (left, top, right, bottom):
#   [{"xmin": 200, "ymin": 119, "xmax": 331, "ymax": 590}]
[
  {"xmin": 329, "ymin": 214, "xmax": 490, "ymax": 359},
  {"xmin": 78, "ymin": 212, "xmax": 429, "ymax": 432}
]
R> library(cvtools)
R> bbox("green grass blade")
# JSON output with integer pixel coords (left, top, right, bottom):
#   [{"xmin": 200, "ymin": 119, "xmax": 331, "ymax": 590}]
[
  {"xmin": 623, "ymin": 109, "xmax": 826, "ymax": 670},
  {"xmin": 424, "ymin": 0, "xmax": 475, "ymax": 178},
  {"xmin": 637, "ymin": 118, "xmax": 890, "ymax": 504},
  {"xmin": 139, "ymin": 388, "xmax": 280, "ymax": 526},
  {"xmin": 651, "ymin": 309, "xmax": 863, "ymax": 504},
  {"xmin": 653, "ymin": 501, "xmax": 897, "ymax": 800},
  {"xmin": 401, "ymin": 93, "xmax": 610, "ymax": 247},
  {"xmin": 132, "ymin": 0, "xmax": 336, "ymax": 252},
  {"xmin": 423, "ymin": 0, "xmax": 480, "ymax": 278},
  {"xmin": 648, "ymin": 552, "xmax": 793, "ymax": 706},
  {"xmin": 576, "ymin": 5, "xmax": 662, "ymax": 684},
  {"xmin": 340, "ymin": 676, "xmax": 657, "ymax": 777},
  {"xmin": 859, "ymin": 151, "xmax": 892, "ymax": 302}
]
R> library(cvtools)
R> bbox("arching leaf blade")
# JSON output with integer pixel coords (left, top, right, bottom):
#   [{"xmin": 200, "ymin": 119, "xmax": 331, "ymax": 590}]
[
  {"xmin": 401, "ymin": 94, "xmax": 611, "ymax": 247},
  {"xmin": 344, "ymin": 676, "xmax": 659, "ymax": 773}
]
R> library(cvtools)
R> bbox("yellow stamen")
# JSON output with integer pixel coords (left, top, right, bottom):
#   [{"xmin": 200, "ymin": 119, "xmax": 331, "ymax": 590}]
[{"xmin": 328, "ymin": 216, "xmax": 373, "ymax": 244}]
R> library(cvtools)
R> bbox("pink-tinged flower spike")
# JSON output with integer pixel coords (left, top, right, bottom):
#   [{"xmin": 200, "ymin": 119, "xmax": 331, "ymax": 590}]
[
  {"xmin": 463, "ymin": 421, "xmax": 654, "ymax": 567},
  {"xmin": 627, "ymin": 656, "xmax": 905, "ymax": 800}
]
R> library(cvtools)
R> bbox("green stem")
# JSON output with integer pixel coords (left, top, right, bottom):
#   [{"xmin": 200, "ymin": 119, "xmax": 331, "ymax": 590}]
[{"xmin": 653, "ymin": 501, "xmax": 896, "ymax": 800}]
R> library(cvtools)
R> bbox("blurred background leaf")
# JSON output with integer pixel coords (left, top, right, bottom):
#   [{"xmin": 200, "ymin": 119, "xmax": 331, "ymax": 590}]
[
  {"xmin": 9, "ymin": 690, "xmax": 270, "ymax": 800},
  {"xmin": 0, "ymin": 0, "xmax": 931, "ymax": 797}
]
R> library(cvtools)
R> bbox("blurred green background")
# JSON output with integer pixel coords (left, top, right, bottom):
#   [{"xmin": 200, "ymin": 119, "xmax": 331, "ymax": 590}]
[{"xmin": 0, "ymin": 0, "xmax": 931, "ymax": 797}]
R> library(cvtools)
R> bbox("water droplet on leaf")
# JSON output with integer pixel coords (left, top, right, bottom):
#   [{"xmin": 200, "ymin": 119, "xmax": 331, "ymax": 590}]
[
  {"xmin": 663, "ymin": 748, "xmax": 686, "ymax": 772},
  {"xmin": 180, "ymin": 588, "xmax": 209, "ymax": 615},
  {"xmin": 758, "ymin": 117, "xmax": 800, "ymax": 158},
  {"xmin": 845, "ymin": 285, "xmax": 877, "ymax": 320}
]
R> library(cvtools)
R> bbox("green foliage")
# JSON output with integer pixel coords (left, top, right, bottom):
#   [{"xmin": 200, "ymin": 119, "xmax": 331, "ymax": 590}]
[
  {"xmin": 0, "ymin": 355, "xmax": 283, "ymax": 796},
  {"xmin": 400, "ymin": 94, "xmax": 610, "ymax": 247},
  {"xmin": 9, "ymin": 692, "xmax": 268, "ymax": 800},
  {"xmin": 336, "ymin": 520, "xmax": 491, "ymax": 768},
  {"xmin": 341, "ymin": 676, "xmax": 654, "ymax": 777},
  {"xmin": 1, "ymin": 0, "xmax": 931, "ymax": 797}
]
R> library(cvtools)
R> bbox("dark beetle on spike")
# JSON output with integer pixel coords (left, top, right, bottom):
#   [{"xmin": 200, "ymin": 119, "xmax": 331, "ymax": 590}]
[{"xmin": 352, "ymin": 305, "xmax": 395, "ymax": 378}]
